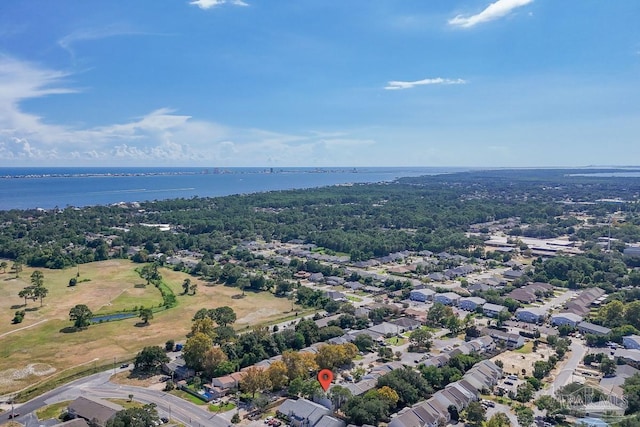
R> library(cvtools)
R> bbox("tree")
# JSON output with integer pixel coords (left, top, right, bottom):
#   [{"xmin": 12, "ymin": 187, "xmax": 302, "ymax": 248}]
[
  {"xmin": 134, "ymin": 346, "xmax": 169, "ymax": 373},
  {"xmin": 241, "ymin": 366, "xmax": 271, "ymax": 397},
  {"xmin": 515, "ymin": 405, "xmax": 534, "ymax": 427},
  {"xmin": 31, "ymin": 270, "xmax": 44, "ymax": 288},
  {"xmin": 378, "ymin": 347, "xmax": 393, "ymax": 361},
  {"xmin": 139, "ymin": 307, "xmax": 153, "ymax": 324},
  {"xmin": 409, "ymin": 328, "xmax": 432, "ymax": 352},
  {"xmin": 69, "ymin": 277, "xmax": 77, "ymax": 287},
  {"xmin": 329, "ymin": 385, "xmax": 353, "ymax": 409},
  {"xmin": 190, "ymin": 317, "xmax": 217, "ymax": 340},
  {"xmin": 600, "ymin": 357, "xmax": 617, "ymax": 377},
  {"xmin": 536, "ymin": 395, "xmax": 562, "ymax": 415},
  {"xmin": 282, "ymin": 350, "xmax": 318, "ymax": 381},
  {"xmin": 623, "ymin": 373, "xmax": 640, "ymax": 414},
  {"xmin": 33, "ymin": 284, "xmax": 49, "ymax": 306},
  {"xmin": 202, "ymin": 347, "xmax": 229, "ymax": 378},
  {"xmin": 18, "ymin": 287, "xmax": 33, "ymax": 306},
  {"xmin": 212, "ymin": 306, "xmax": 237, "ymax": 327},
  {"xmin": 486, "ymin": 413, "xmax": 511, "ymax": 427},
  {"xmin": 139, "ymin": 263, "xmax": 161, "ymax": 286},
  {"xmin": 599, "ymin": 300, "xmax": 625, "ymax": 327},
  {"xmin": 183, "ymin": 332, "xmax": 213, "ymax": 371},
  {"xmin": 12, "ymin": 261, "xmax": 22, "ymax": 278},
  {"xmin": 465, "ymin": 401, "xmax": 486, "ymax": 427},
  {"xmin": 377, "ymin": 386, "xmax": 399, "ymax": 407},
  {"xmin": 515, "ymin": 382, "xmax": 535, "ymax": 402},
  {"xmin": 315, "ymin": 343, "xmax": 357, "ymax": 370},
  {"xmin": 266, "ymin": 360, "xmax": 289, "ymax": 390},
  {"xmin": 0, "ymin": 261, "xmax": 7, "ymax": 273},
  {"xmin": 106, "ymin": 404, "xmax": 159, "ymax": 427},
  {"xmin": 12, "ymin": 310, "xmax": 25, "ymax": 324},
  {"xmin": 69, "ymin": 304, "xmax": 93, "ymax": 329},
  {"xmin": 165, "ymin": 339, "xmax": 175, "ymax": 352},
  {"xmin": 182, "ymin": 278, "xmax": 191, "ymax": 295},
  {"xmin": 189, "ymin": 281, "xmax": 198, "ymax": 295},
  {"xmin": 353, "ymin": 334, "xmax": 375, "ymax": 353}
]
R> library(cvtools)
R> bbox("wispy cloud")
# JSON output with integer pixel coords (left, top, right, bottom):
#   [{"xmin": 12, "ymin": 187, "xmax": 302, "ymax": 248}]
[
  {"xmin": 58, "ymin": 25, "xmax": 157, "ymax": 60},
  {"xmin": 449, "ymin": 0, "xmax": 533, "ymax": 28},
  {"xmin": 384, "ymin": 77, "xmax": 467, "ymax": 90},
  {"xmin": 189, "ymin": 0, "xmax": 248, "ymax": 10},
  {"xmin": 0, "ymin": 56, "xmax": 375, "ymax": 166}
]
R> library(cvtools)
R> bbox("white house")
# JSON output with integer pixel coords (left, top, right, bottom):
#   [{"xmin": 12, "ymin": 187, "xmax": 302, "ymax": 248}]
[
  {"xmin": 433, "ymin": 292, "xmax": 461, "ymax": 306},
  {"xmin": 550, "ymin": 312, "xmax": 583, "ymax": 327},
  {"xmin": 459, "ymin": 297, "xmax": 486, "ymax": 311},
  {"xmin": 410, "ymin": 288, "xmax": 435, "ymax": 302}
]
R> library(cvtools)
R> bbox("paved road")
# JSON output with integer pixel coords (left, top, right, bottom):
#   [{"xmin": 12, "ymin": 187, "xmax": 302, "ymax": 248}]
[
  {"xmin": 536, "ymin": 339, "xmax": 587, "ymax": 399},
  {"xmin": 0, "ymin": 369, "xmax": 230, "ymax": 427}
]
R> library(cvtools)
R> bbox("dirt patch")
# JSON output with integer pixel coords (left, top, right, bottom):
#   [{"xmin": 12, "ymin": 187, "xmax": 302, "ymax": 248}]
[
  {"xmin": 237, "ymin": 307, "xmax": 282, "ymax": 325},
  {"xmin": 0, "ymin": 363, "xmax": 56, "ymax": 387},
  {"xmin": 491, "ymin": 343, "xmax": 554, "ymax": 377},
  {"xmin": 109, "ymin": 371, "xmax": 165, "ymax": 387}
]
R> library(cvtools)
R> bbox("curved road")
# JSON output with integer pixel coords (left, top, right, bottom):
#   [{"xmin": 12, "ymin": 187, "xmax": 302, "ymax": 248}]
[{"xmin": 0, "ymin": 369, "xmax": 230, "ymax": 426}]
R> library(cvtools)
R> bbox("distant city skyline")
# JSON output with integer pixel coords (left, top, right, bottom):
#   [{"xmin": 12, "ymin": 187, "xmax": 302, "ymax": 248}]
[{"xmin": 1, "ymin": 1, "xmax": 639, "ymax": 167}]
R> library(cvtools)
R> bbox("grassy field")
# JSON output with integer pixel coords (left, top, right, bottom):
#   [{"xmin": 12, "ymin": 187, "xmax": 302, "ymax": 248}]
[
  {"xmin": 0, "ymin": 259, "xmax": 297, "ymax": 395},
  {"xmin": 36, "ymin": 400, "xmax": 69, "ymax": 420}
]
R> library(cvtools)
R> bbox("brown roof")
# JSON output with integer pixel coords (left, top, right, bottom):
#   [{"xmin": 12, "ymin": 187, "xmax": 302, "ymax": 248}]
[{"xmin": 68, "ymin": 396, "xmax": 122, "ymax": 426}]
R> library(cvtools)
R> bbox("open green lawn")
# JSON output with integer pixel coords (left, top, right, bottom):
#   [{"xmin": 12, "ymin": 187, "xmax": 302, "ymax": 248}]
[
  {"xmin": 170, "ymin": 389, "xmax": 207, "ymax": 405},
  {"xmin": 385, "ymin": 336, "xmax": 407, "ymax": 346},
  {"xmin": 209, "ymin": 402, "xmax": 235, "ymax": 412},
  {"xmin": 36, "ymin": 400, "xmax": 70, "ymax": 420},
  {"xmin": 0, "ymin": 259, "xmax": 300, "ymax": 395},
  {"xmin": 515, "ymin": 341, "xmax": 534, "ymax": 354}
]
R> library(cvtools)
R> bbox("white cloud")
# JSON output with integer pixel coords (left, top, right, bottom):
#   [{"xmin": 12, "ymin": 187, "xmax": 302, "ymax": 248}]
[
  {"xmin": 189, "ymin": 0, "xmax": 248, "ymax": 10},
  {"xmin": 449, "ymin": 0, "xmax": 533, "ymax": 28},
  {"xmin": 0, "ymin": 56, "xmax": 377, "ymax": 166},
  {"xmin": 384, "ymin": 77, "xmax": 467, "ymax": 90}
]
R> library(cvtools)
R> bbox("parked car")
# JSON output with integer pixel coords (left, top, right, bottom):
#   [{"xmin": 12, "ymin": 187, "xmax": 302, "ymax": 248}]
[
  {"xmin": 120, "ymin": 363, "xmax": 130, "ymax": 369},
  {"xmin": 504, "ymin": 381, "xmax": 514, "ymax": 386}
]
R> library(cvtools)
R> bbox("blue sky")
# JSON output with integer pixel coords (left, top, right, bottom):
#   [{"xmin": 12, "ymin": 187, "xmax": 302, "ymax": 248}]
[{"xmin": 1, "ymin": 0, "xmax": 639, "ymax": 167}]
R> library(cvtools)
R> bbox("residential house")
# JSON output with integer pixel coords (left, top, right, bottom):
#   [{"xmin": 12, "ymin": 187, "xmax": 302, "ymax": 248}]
[
  {"xmin": 162, "ymin": 355, "xmax": 195, "ymax": 380},
  {"xmin": 459, "ymin": 297, "xmax": 486, "ymax": 311},
  {"xmin": 410, "ymin": 288, "xmax": 435, "ymax": 302},
  {"xmin": 390, "ymin": 317, "xmax": 422, "ymax": 332},
  {"xmin": 278, "ymin": 398, "xmax": 346, "ymax": 427},
  {"xmin": 624, "ymin": 246, "xmax": 640, "ymax": 257},
  {"xmin": 481, "ymin": 328, "xmax": 525, "ymax": 349},
  {"xmin": 516, "ymin": 307, "xmax": 547, "ymax": 324},
  {"xmin": 324, "ymin": 291, "xmax": 347, "ymax": 302},
  {"xmin": 550, "ymin": 312, "xmax": 583, "ymax": 327},
  {"xmin": 433, "ymin": 292, "xmax": 461, "ymax": 306},
  {"xmin": 211, "ymin": 372, "xmax": 245, "ymax": 392},
  {"xmin": 578, "ymin": 322, "xmax": 612, "ymax": 336},
  {"xmin": 67, "ymin": 396, "xmax": 122, "ymax": 427},
  {"xmin": 483, "ymin": 303, "xmax": 508, "ymax": 318},
  {"xmin": 507, "ymin": 288, "xmax": 537, "ymax": 304},
  {"xmin": 623, "ymin": 335, "xmax": 640, "ymax": 350},
  {"xmin": 54, "ymin": 420, "xmax": 90, "ymax": 427},
  {"xmin": 503, "ymin": 269, "xmax": 525, "ymax": 281},
  {"xmin": 368, "ymin": 322, "xmax": 401, "ymax": 337},
  {"xmin": 614, "ymin": 349, "xmax": 640, "ymax": 368}
]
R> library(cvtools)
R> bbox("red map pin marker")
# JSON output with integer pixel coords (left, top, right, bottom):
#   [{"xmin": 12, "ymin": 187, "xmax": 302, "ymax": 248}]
[{"xmin": 317, "ymin": 369, "xmax": 334, "ymax": 391}]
